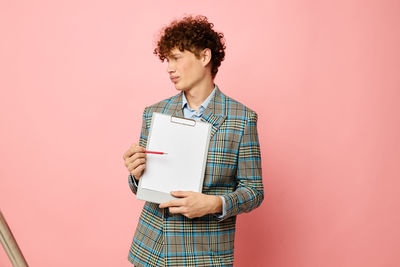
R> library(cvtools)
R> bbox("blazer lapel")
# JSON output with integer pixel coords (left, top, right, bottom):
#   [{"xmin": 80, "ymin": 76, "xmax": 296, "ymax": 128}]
[
  {"xmin": 169, "ymin": 92, "xmax": 184, "ymax": 117},
  {"xmin": 201, "ymin": 86, "xmax": 227, "ymax": 140}
]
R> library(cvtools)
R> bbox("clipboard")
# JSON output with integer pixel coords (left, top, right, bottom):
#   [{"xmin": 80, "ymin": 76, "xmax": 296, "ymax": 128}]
[{"xmin": 137, "ymin": 112, "xmax": 212, "ymax": 204}]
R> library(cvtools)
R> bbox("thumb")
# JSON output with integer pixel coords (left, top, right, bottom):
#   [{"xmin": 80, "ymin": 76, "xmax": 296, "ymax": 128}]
[{"xmin": 170, "ymin": 191, "xmax": 190, "ymax": 198}]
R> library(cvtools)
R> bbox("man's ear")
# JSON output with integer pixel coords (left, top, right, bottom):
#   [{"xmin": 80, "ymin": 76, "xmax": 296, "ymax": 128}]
[{"xmin": 201, "ymin": 48, "xmax": 212, "ymax": 67}]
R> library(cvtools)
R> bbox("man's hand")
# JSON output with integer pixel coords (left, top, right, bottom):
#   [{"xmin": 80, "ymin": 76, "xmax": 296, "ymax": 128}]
[
  {"xmin": 159, "ymin": 191, "xmax": 222, "ymax": 219},
  {"xmin": 123, "ymin": 144, "xmax": 146, "ymax": 180}
]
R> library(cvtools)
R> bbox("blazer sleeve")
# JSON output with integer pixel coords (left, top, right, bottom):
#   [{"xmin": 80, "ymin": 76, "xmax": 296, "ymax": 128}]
[
  {"xmin": 128, "ymin": 107, "xmax": 150, "ymax": 195},
  {"xmin": 219, "ymin": 111, "xmax": 264, "ymax": 220}
]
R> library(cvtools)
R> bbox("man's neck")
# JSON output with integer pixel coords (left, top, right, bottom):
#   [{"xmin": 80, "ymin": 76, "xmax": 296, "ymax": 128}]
[{"xmin": 184, "ymin": 79, "xmax": 215, "ymax": 112}]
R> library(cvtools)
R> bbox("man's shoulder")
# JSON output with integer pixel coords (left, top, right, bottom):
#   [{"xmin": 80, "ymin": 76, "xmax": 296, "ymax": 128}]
[
  {"xmin": 222, "ymin": 93, "xmax": 258, "ymax": 121},
  {"xmin": 142, "ymin": 92, "xmax": 181, "ymax": 114}
]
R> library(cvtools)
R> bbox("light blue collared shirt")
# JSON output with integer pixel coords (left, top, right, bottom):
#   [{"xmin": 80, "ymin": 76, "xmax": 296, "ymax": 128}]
[
  {"xmin": 181, "ymin": 85, "xmax": 227, "ymax": 218},
  {"xmin": 181, "ymin": 86, "xmax": 215, "ymax": 120}
]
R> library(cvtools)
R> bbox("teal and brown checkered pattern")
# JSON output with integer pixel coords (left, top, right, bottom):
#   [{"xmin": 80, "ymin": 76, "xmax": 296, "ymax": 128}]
[{"xmin": 128, "ymin": 86, "xmax": 264, "ymax": 266}]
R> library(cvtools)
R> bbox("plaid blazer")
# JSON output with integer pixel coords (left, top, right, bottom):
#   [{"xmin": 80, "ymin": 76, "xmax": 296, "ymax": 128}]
[{"xmin": 128, "ymin": 86, "xmax": 264, "ymax": 266}]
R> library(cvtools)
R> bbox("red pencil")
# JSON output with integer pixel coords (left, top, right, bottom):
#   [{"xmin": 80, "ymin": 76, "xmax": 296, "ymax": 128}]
[{"xmin": 144, "ymin": 151, "xmax": 168, "ymax": 155}]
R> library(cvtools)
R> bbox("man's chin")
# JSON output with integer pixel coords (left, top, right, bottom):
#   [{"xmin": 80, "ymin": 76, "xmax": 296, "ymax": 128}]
[{"xmin": 174, "ymin": 84, "xmax": 186, "ymax": 91}]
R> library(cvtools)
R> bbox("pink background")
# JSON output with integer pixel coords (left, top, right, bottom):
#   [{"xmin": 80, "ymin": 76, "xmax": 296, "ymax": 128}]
[{"xmin": 1, "ymin": 0, "xmax": 399, "ymax": 266}]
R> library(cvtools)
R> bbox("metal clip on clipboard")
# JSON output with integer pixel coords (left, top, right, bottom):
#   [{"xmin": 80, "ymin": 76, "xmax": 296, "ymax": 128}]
[{"xmin": 170, "ymin": 115, "xmax": 196, "ymax": 127}]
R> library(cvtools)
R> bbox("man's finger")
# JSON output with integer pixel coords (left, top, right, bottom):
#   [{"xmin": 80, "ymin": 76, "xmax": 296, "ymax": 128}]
[
  {"xmin": 134, "ymin": 145, "xmax": 146, "ymax": 153},
  {"xmin": 127, "ymin": 152, "xmax": 146, "ymax": 165},
  {"xmin": 170, "ymin": 191, "xmax": 191, "ymax": 198},
  {"xmin": 128, "ymin": 159, "xmax": 145, "ymax": 172},
  {"xmin": 124, "ymin": 145, "xmax": 137, "ymax": 159},
  {"xmin": 123, "ymin": 149, "xmax": 133, "ymax": 160},
  {"xmin": 159, "ymin": 200, "xmax": 177, "ymax": 209},
  {"xmin": 159, "ymin": 198, "xmax": 185, "ymax": 209},
  {"xmin": 132, "ymin": 158, "xmax": 146, "ymax": 169},
  {"xmin": 168, "ymin": 206, "xmax": 186, "ymax": 214},
  {"xmin": 123, "ymin": 145, "xmax": 145, "ymax": 160},
  {"xmin": 127, "ymin": 153, "xmax": 146, "ymax": 165},
  {"xmin": 131, "ymin": 164, "xmax": 145, "ymax": 177}
]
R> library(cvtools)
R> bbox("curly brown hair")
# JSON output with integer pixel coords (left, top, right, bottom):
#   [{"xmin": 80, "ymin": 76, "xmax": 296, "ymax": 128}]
[{"xmin": 154, "ymin": 15, "xmax": 226, "ymax": 79}]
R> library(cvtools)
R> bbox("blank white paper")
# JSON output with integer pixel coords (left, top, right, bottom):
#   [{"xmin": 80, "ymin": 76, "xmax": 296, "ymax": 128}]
[{"xmin": 139, "ymin": 113, "xmax": 211, "ymax": 194}]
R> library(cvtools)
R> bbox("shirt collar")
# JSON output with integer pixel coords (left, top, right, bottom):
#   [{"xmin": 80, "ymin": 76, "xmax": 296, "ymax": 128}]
[{"xmin": 182, "ymin": 85, "xmax": 217, "ymax": 111}]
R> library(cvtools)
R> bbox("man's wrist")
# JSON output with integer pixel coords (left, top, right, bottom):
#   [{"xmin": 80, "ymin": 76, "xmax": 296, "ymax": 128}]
[{"xmin": 209, "ymin": 195, "xmax": 222, "ymax": 214}]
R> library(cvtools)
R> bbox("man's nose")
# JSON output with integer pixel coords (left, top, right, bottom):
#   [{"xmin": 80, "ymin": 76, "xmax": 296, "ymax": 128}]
[{"xmin": 167, "ymin": 63, "xmax": 175, "ymax": 74}]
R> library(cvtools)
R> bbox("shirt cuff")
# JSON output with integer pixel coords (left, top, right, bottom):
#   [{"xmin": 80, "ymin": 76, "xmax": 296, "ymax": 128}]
[
  {"xmin": 129, "ymin": 174, "xmax": 138, "ymax": 187},
  {"xmin": 216, "ymin": 196, "xmax": 227, "ymax": 219}
]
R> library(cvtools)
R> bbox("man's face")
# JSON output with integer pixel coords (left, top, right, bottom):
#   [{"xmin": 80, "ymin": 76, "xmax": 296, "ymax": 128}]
[{"xmin": 166, "ymin": 48, "xmax": 206, "ymax": 91}]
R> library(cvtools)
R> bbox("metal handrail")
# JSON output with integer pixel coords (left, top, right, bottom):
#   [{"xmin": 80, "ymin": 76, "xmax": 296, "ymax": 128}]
[{"xmin": 0, "ymin": 210, "xmax": 28, "ymax": 267}]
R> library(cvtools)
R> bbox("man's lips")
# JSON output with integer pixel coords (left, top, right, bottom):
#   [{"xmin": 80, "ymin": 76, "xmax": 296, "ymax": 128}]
[{"xmin": 170, "ymin": 76, "xmax": 179, "ymax": 83}]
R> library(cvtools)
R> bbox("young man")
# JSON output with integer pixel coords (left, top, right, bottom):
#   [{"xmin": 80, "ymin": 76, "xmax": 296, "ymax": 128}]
[{"xmin": 123, "ymin": 15, "xmax": 264, "ymax": 266}]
